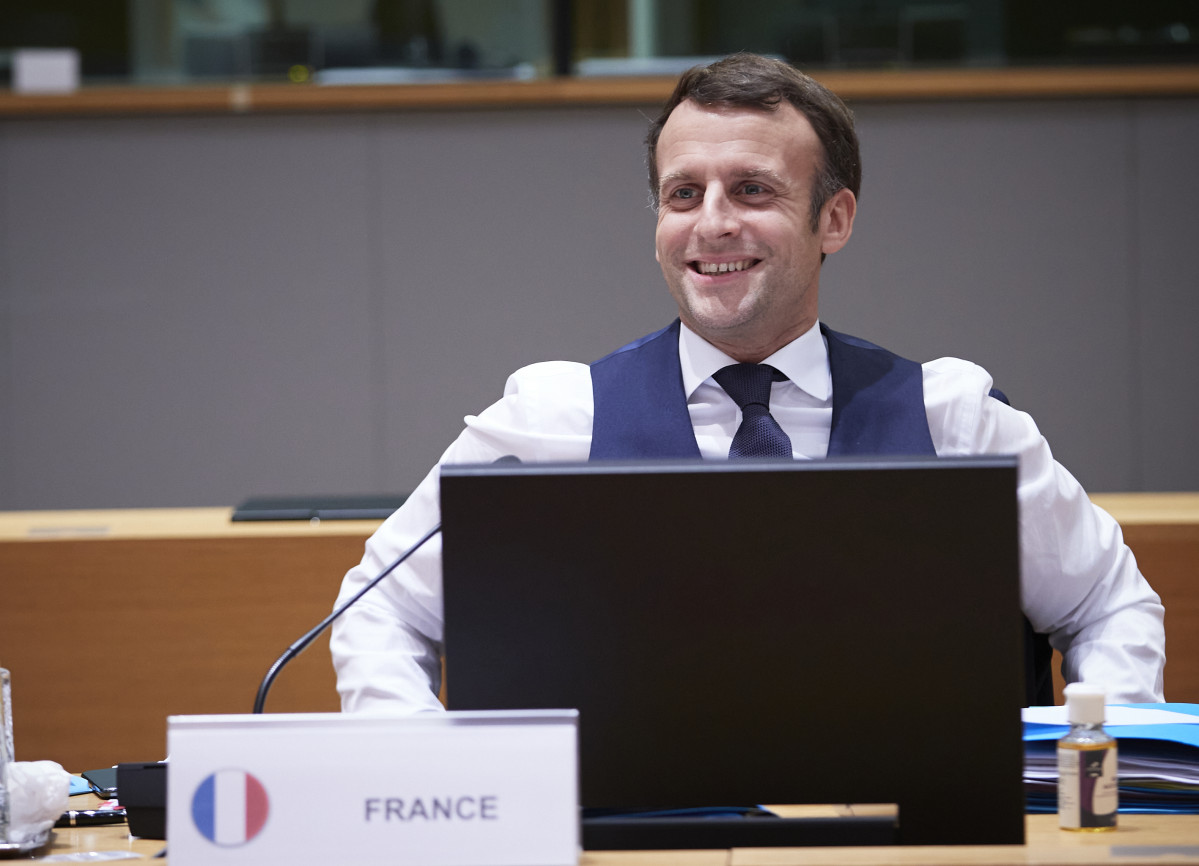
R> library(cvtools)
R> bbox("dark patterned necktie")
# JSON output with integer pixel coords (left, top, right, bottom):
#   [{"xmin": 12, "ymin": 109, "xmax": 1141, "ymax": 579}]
[{"xmin": 712, "ymin": 364, "xmax": 793, "ymax": 458}]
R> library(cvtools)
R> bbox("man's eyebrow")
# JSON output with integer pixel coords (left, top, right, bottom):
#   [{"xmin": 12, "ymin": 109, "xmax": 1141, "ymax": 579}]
[
  {"xmin": 658, "ymin": 167, "xmax": 789, "ymax": 190},
  {"xmin": 738, "ymin": 168, "xmax": 790, "ymax": 188},
  {"xmin": 657, "ymin": 170, "xmax": 693, "ymax": 189}
]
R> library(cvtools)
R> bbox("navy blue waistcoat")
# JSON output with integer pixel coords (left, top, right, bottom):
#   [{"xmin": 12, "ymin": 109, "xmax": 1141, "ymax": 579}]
[{"xmin": 589, "ymin": 319, "xmax": 935, "ymax": 460}]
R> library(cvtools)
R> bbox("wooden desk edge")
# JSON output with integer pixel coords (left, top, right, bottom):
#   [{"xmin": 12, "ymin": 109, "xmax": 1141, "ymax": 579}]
[
  {"xmin": 39, "ymin": 810, "xmax": 1199, "ymax": 865},
  {"xmin": 1, "ymin": 492, "xmax": 1195, "ymax": 542},
  {"xmin": 1089, "ymin": 492, "xmax": 1199, "ymax": 527},
  {"xmin": 0, "ymin": 506, "xmax": 383, "ymax": 541}
]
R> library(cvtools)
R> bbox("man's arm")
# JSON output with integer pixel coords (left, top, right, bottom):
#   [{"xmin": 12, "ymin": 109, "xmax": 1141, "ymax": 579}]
[
  {"xmin": 330, "ymin": 467, "xmax": 448, "ymax": 712},
  {"xmin": 924, "ymin": 358, "xmax": 1165, "ymax": 702},
  {"xmin": 329, "ymin": 360, "xmax": 595, "ymax": 712},
  {"xmin": 1014, "ymin": 427, "xmax": 1165, "ymax": 702}
]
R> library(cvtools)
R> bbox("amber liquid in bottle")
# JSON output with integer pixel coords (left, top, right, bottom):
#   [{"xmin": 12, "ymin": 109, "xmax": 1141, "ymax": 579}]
[{"xmin": 1058, "ymin": 726, "xmax": 1118, "ymax": 831}]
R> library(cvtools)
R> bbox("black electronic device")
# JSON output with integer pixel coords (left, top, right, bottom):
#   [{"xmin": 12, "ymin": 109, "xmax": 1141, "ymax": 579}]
[
  {"xmin": 440, "ymin": 456, "xmax": 1025, "ymax": 849},
  {"xmin": 80, "ymin": 767, "xmax": 117, "ymax": 798},
  {"xmin": 231, "ymin": 494, "xmax": 407, "ymax": 522},
  {"xmin": 116, "ymin": 762, "xmax": 167, "ymax": 839}
]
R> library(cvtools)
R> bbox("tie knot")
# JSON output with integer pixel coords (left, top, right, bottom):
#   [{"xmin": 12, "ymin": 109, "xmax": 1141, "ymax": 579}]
[
  {"xmin": 713, "ymin": 364, "xmax": 782, "ymax": 414},
  {"xmin": 712, "ymin": 364, "xmax": 792, "ymax": 459}
]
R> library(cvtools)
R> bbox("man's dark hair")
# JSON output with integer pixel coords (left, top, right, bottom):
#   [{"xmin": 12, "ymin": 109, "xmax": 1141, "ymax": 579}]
[{"xmin": 646, "ymin": 53, "xmax": 860, "ymax": 231}]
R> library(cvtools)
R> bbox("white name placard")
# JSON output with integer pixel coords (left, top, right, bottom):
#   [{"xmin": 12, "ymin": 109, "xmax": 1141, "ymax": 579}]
[{"xmin": 167, "ymin": 710, "xmax": 578, "ymax": 866}]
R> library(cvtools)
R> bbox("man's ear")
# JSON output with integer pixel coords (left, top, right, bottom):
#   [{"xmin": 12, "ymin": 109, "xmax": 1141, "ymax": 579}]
[{"xmin": 820, "ymin": 188, "xmax": 857, "ymax": 256}]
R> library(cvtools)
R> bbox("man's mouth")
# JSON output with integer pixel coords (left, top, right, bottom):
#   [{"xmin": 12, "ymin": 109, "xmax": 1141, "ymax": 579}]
[{"xmin": 689, "ymin": 258, "xmax": 760, "ymax": 275}]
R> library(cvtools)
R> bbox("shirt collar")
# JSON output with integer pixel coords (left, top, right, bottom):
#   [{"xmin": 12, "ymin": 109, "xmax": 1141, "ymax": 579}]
[{"xmin": 678, "ymin": 320, "xmax": 832, "ymax": 402}]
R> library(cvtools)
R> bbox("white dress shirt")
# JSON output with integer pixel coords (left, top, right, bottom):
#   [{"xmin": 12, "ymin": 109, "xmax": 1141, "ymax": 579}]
[{"xmin": 330, "ymin": 321, "xmax": 1166, "ymax": 711}]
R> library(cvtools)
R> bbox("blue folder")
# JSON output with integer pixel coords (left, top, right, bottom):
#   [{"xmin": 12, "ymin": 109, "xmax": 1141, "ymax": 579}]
[{"xmin": 1023, "ymin": 703, "xmax": 1199, "ymax": 814}]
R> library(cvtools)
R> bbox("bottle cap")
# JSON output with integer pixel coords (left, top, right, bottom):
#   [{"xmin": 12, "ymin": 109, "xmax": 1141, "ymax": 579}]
[{"xmin": 1064, "ymin": 682, "xmax": 1106, "ymax": 724}]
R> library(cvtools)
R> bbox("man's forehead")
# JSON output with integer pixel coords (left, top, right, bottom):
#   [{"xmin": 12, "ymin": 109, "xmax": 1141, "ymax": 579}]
[
  {"xmin": 658, "ymin": 101, "xmax": 816, "ymax": 156},
  {"xmin": 663, "ymin": 98, "xmax": 811, "ymax": 131},
  {"xmin": 655, "ymin": 101, "xmax": 818, "ymax": 184}
]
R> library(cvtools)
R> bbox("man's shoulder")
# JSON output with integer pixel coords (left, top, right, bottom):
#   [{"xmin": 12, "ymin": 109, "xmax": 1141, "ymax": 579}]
[
  {"xmin": 820, "ymin": 324, "xmax": 994, "ymax": 392},
  {"xmin": 921, "ymin": 355, "xmax": 994, "ymax": 392},
  {"xmin": 591, "ymin": 320, "xmax": 680, "ymax": 368},
  {"xmin": 504, "ymin": 359, "xmax": 592, "ymax": 392},
  {"xmin": 919, "ymin": 355, "xmax": 1018, "ymax": 454},
  {"xmin": 460, "ymin": 360, "xmax": 594, "ymax": 459},
  {"xmin": 820, "ymin": 324, "xmax": 895, "ymax": 354}
]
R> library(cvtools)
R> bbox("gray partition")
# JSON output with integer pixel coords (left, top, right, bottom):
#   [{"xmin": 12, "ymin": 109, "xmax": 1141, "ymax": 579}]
[{"xmin": 1, "ymin": 96, "xmax": 1196, "ymax": 509}]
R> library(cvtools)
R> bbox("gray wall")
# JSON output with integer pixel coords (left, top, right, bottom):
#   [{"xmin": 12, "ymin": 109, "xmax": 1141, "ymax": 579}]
[{"xmin": 1, "ymin": 96, "xmax": 1196, "ymax": 510}]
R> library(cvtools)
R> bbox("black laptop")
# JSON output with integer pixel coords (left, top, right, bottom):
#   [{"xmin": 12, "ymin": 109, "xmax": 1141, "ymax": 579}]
[{"xmin": 439, "ymin": 456, "xmax": 1025, "ymax": 848}]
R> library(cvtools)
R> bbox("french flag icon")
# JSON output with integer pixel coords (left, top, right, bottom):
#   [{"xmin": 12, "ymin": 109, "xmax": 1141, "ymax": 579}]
[{"xmin": 191, "ymin": 769, "xmax": 270, "ymax": 846}]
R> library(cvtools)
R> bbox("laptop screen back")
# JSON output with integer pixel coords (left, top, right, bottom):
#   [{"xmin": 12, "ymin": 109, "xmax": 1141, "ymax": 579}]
[{"xmin": 440, "ymin": 456, "xmax": 1024, "ymax": 845}]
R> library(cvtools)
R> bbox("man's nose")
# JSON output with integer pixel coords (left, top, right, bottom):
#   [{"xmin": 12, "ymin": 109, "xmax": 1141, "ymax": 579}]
[{"xmin": 696, "ymin": 187, "xmax": 740, "ymax": 239}]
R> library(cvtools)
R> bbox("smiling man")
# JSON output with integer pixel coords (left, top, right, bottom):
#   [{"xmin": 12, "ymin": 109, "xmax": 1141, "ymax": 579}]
[{"xmin": 330, "ymin": 54, "xmax": 1165, "ymax": 712}]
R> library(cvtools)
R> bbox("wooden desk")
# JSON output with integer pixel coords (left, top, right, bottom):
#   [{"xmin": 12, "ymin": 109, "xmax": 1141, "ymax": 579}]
[
  {"xmin": 2, "ymin": 494, "xmax": 1197, "ymax": 771},
  {"xmin": 34, "ymin": 804, "xmax": 1199, "ymax": 865},
  {"xmin": 0, "ymin": 508, "xmax": 374, "ymax": 770},
  {"xmin": 742, "ymin": 811, "xmax": 1199, "ymax": 865}
]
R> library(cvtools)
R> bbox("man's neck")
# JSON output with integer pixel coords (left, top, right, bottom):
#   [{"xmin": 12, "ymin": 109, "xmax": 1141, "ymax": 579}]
[{"xmin": 687, "ymin": 318, "xmax": 819, "ymax": 364}]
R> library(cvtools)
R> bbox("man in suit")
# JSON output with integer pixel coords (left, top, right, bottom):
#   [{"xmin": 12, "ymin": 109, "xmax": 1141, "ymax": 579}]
[{"xmin": 330, "ymin": 53, "xmax": 1164, "ymax": 711}]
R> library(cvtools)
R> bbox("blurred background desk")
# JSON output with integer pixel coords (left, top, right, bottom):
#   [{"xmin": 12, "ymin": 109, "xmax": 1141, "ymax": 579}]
[{"xmin": 2, "ymin": 494, "xmax": 1196, "ymax": 771}]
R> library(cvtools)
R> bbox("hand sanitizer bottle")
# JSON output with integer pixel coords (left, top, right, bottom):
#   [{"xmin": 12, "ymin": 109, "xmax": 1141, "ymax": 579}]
[{"xmin": 1058, "ymin": 682, "xmax": 1117, "ymax": 831}]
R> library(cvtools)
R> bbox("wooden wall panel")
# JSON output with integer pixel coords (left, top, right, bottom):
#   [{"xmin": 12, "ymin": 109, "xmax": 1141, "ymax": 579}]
[{"xmin": 2, "ymin": 528, "xmax": 363, "ymax": 770}]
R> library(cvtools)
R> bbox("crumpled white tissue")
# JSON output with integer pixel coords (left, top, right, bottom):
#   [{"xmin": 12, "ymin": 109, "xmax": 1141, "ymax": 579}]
[{"xmin": 4, "ymin": 760, "xmax": 71, "ymax": 844}]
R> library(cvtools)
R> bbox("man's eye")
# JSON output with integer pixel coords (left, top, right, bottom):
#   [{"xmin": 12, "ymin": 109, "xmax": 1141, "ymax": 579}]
[
  {"xmin": 672, "ymin": 188, "xmax": 697, "ymax": 200},
  {"xmin": 742, "ymin": 183, "xmax": 765, "ymax": 195}
]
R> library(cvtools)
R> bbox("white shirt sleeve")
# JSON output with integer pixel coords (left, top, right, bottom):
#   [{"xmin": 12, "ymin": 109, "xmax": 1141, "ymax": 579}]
[
  {"xmin": 329, "ymin": 361, "xmax": 593, "ymax": 712},
  {"xmin": 923, "ymin": 357, "xmax": 1165, "ymax": 702}
]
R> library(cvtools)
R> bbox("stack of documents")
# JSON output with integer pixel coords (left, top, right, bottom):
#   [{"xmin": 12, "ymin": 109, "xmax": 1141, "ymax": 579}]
[{"xmin": 1023, "ymin": 703, "xmax": 1199, "ymax": 813}]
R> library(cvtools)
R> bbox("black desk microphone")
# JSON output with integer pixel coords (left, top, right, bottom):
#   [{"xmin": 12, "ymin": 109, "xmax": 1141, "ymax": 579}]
[
  {"xmin": 252, "ymin": 522, "xmax": 440, "ymax": 713},
  {"xmin": 252, "ymin": 456, "xmax": 520, "ymax": 713}
]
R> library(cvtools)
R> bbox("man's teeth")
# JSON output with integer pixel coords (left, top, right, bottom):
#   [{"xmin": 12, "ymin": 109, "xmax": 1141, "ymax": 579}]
[{"xmin": 696, "ymin": 259, "xmax": 754, "ymax": 275}]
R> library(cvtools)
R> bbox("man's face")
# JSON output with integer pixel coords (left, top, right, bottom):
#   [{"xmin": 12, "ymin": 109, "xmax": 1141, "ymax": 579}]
[{"xmin": 654, "ymin": 100, "xmax": 853, "ymax": 362}]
